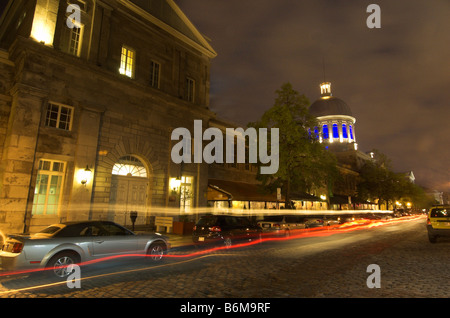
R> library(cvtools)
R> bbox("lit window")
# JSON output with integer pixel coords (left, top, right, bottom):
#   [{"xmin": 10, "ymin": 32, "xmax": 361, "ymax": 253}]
[
  {"xmin": 68, "ymin": 24, "xmax": 83, "ymax": 57},
  {"xmin": 332, "ymin": 124, "xmax": 339, "ymax": 138},
  {"xmin": 150, "ymin": 60, "xmax": 160, "ymax": 88},
  {"xmin": 180, "ymin": 176, "xmax": 193, "ymax": 212},
  {"xmin": 32, "ymin": 160, "xmax": 66, "ymax": 216},
  {"xmin": 119, "ymin": 46, "xmax": 135, "ymax": 78},
  {"xmin": 112, "ymin": 155, "xmax": 147, "ymax": 178},
  {"xmin": 186, "ymin": 77, "xmax": 195, "ymax": 102},
  {"xmin": 349, "ymin": 125, "xmax": 354, "ymax": 140},
  {"xmin": 45, "ymin": 103, "xmax": 73, "ymax": 131},
  {"xmin": 322, "ymin": 124, "xmax": 329, "ymax": 139},
  {"xmin": 342, "ymin": 124, "xmax": 348, "ymax": 138}
]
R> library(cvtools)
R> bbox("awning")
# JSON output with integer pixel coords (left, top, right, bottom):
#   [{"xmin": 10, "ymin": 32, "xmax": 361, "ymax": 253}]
[
  {"xmin": 207, "ymin": 179, "xmax": 324, "ymax": 203},
  {"xmin": 290, "ymin": 192, "xmax": 325, "ymax": 202},
  {"xmin": 330, "ymin": 195, "xmax": 374, "ymax": 205},
  {"xmin": 207, "ymin": 179, "xmax": 281, "ymax": 202}
]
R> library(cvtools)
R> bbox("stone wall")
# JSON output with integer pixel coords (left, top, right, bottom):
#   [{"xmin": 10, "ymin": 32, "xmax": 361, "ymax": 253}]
[{"xmin": 0, "ymin": 0, "xmax": 216, "ymax": 233}]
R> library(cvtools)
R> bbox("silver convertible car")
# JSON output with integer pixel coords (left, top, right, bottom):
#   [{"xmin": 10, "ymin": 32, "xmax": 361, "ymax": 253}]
[{"xmin": 0, "ymin": 220, "xmax": 170, "ymax": 278}]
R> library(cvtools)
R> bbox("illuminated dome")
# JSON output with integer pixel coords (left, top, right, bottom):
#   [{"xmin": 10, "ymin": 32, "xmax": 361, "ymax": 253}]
[
  {"xmin": 309, "ymin": 97, "xmax": 353, "ymax": 117},
  {"xmin": 309, "ymin": 82, "xmax": 357, "ymax": 150}
]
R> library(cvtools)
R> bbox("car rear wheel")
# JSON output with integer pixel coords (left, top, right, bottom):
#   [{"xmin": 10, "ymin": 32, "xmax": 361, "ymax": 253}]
[
  {"xmin": 147, "ymin": 242, "xmax": 166, "ymax": 261},
  {"xmin": 46, "ymin": 251, "xmax": 80, "ymax": 278}
]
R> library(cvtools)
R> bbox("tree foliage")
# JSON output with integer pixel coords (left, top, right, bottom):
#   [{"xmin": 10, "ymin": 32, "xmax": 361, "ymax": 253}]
[
  {"xmin": 249, "ymin": 83, "xmax": 338, "ymax": 206},
  {"xmin": 357, "ymin": 149, "xmax": 434, "ymax": 209}
]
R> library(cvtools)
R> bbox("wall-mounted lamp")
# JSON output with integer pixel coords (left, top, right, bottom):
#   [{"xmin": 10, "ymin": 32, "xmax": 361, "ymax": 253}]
[
  {"xmin": 169, "ymin": 177, "xmax": 181, "ymax": 192},
  {"xmin": 79, "ymin": 165, "xmax": 92, "ymax": 186}
]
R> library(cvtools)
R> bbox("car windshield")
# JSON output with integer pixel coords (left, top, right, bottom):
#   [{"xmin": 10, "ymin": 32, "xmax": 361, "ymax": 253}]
[
  {"xmin": 37, "ymin": 225, "xmax": 63, "ymax": 235},
  {"xmin": 56, "ymin": 224, "xmax": 92, "ymax": 237},
  {"xmin": 54, "ymin": 222, "xmax": 134, "ymax": 237},
  {"xmin": 196, "ymin": 216, "xmax": 218, "ymax": 227},
  {"xmin": 431, "ymin": 208, "xmax": 450, "ymax": 217}
]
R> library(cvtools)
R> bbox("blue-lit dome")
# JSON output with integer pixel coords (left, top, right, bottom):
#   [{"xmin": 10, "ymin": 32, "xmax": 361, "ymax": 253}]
[{"xmin": 309, "ymin": 82, "xmax": 357, "ymax": 151}]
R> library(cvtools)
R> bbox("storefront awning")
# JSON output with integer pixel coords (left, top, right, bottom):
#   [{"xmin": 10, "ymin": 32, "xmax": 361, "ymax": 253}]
[
  {"xmin": 207, "ymin": 179, "xmax": 325, "ymax": 203},
  {"xmin": 289, "ymin": 192, "xmax": 325, "ymax": 202},
  {"xmin": 330, "ymin": 195, "xmax": 374, "ymax": 205},
  {"xmin": 207, "ymin": 179, "xmax": 281, "ymax": 202}
]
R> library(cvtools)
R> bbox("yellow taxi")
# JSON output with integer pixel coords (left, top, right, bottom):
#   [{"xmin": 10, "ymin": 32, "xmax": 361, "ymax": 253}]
[{"xmin": 426, "ymin": 206, "xmax": 450, "ymax": 243}]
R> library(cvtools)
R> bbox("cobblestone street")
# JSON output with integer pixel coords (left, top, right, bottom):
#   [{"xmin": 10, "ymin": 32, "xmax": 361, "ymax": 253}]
[{"xmin": 1, "ymin": 217, "xmax": 447, "ymax": 300}]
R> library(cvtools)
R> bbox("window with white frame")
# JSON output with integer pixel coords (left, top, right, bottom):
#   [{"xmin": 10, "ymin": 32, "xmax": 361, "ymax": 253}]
[
  {"xmin": 180, "ymin": 176, "xmax": 193, "ymax": 212},
  {"xmin": 68, "ymin": 23, "xmax": 83, "ymax": 57},
  {"xmin": 119, "ymin": 46, "xmax": 135, "ymax": 78},
  {"xmin": 32, "ymin": 159, "xmax": 66, "ymax": 216},
  {"xmin": 45, "ymin": 102, "xmax": 73, "ymax": 131},
  {"xmin": 112, "ymin": 155, "xmax": 147, "ymax": 178},
  {"xmin": 150, "ymin": 60, "xmax": 160, "ymax": 88},
  {"xmin": 186, "ymin": 77, "xmax": 195, "ymax": 103}
]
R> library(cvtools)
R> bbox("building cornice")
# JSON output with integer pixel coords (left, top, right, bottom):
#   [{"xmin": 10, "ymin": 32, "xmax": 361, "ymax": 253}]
[
  {"xmin": 316, "ymin": 114, "xmax": 356, "ymax": 123},
  {"xmin": 117, "ymin": 0, "xmax": 217, "ymax": 58}
]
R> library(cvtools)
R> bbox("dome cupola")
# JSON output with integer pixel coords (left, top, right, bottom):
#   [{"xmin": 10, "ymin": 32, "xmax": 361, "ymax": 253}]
[{"xmin": 309, "ymin": 82, "xmax": 357, "ymax": 151}]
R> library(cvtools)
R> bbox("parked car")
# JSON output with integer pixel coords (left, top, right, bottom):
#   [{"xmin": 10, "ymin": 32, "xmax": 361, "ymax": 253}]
[
  {"xmin": 338, "ymin": 214, "xmax": 360, "ymax": 224},
  {"xmin": 192, "ymin": 215, "xmax": 262, "ymax": 248},
  {"xmin": 303, "ymin": 217, "xmax": 325, "ymax": 228},
  {"xmin": 426, "ymin": 206, "xmax": 450, "ymax": 243},
  {"xmin": 0, "ymin": 220, "xmax": 170, "ymax": 278},
  {"xmin": 322, "ymin": 216, "xmax": 341, "ymax": 226},
  {"xmin": 361, "ymin": 213, "xmax": 382, "ymax": 220},
  {"xmin": 257, "ymin": 215, "xmax": 306, "ymax": 237}
]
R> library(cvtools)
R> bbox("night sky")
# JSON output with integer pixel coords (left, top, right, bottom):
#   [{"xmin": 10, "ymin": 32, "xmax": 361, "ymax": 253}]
[
  {"xmin": 0, "ymin": 1, "xmax": 448, "ymax": 193},
  {"xmin": 176, "ymin": 0, "xmax": 450, "ymax": 193}
]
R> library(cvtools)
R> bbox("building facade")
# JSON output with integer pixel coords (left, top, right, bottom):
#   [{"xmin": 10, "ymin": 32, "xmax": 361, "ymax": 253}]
[{"xmin": 0, "ymin": 0, "xmax": 217, "ymax": 233}]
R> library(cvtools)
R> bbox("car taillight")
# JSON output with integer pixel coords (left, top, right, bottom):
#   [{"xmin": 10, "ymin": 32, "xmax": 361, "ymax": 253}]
[
  {"xmin": 273, "ymin": 224, "xmax": 281, "ymax": 228},
  {"xmin": 209, "ymin": 226, "xmax": 222, "ymax": 232},
  {"xmin": 427, "ymin": 218, "xmax": 431, "ymax": 224},
  {"xmin": 12, "ymin": 242, "xmax": 23, "ymax": 253}
]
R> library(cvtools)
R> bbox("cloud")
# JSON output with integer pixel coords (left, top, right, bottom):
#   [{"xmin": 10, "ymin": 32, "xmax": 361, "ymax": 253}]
[{"xmin": 177, "ymin": 0, "xmax": 450, "ymax": 191}]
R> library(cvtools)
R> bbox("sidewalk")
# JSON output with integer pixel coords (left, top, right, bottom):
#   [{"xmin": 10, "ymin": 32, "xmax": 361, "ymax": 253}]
[
  {"xmin": 133, "ymin": 228, "xmax": 193, "ymax": 248},
  {"xmin": 164, "ymin": 233, "xmax": 194, "ymax": 248},
  {"xmin": 129, "ymin": 225, "xmax": 194, "ymax": 248}
]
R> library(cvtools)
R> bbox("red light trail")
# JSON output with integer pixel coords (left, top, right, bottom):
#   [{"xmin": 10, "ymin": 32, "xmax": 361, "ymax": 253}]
[{"xmin": 0, "ymin": 215, "xmax": 424, "ymax": 278}]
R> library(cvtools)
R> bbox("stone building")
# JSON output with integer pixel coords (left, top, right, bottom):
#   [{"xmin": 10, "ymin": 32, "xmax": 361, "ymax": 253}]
[
  {"xmin": 205, "ymin": 117, "xmax": 281, "ymax": 211},
  {"xmin": 0, "ymin": 0, "xmax": 217, "ymax": 233}
]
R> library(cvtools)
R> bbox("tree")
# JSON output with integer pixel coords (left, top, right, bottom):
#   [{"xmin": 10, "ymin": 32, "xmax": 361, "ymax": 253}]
[
  {"xmin": 249, "ymin": 83, "xmax": 338, "ymax": 207},
  {"xmin": 396, "ymin": 178, "xmax": 435, "ymax": 210},
  {"xmin": 357, "ymin": 149, "xmax": 434, "ymax": 210},
  {"xmin": 357, "ymin": 150, "xmax": 397, "ymax": 209}
]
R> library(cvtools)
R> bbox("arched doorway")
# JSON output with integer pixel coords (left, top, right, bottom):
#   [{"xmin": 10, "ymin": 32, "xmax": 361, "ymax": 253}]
[{"xmin": 109, "ymin": 155, "xmax": 149, "ymax": 227}]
